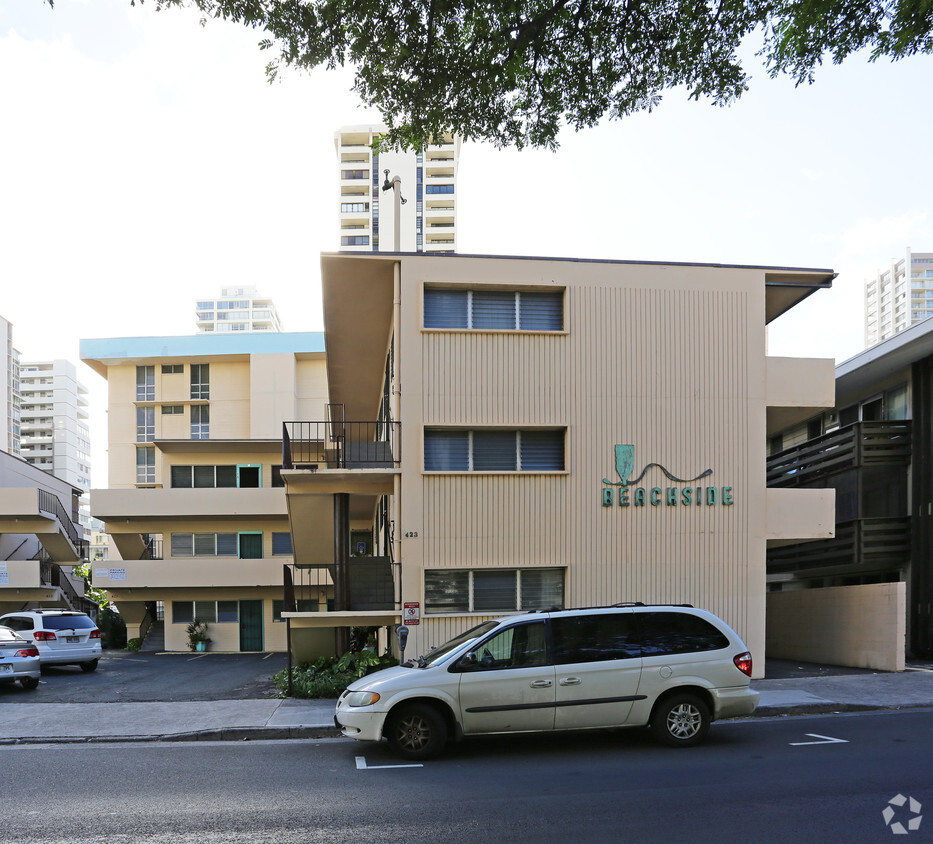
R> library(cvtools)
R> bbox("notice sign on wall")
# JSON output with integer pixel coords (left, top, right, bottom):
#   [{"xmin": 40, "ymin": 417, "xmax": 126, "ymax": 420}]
[
  {"xmin": 403, "ymin": 602, "xmax": 420, "ymax": 626},
  {"xmin": 109, "ymin": 568, "xmax": 127, "ymax": 581}
]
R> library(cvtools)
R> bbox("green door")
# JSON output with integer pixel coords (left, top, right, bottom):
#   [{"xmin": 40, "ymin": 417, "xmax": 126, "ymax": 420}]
[{"xmin": 239, "ymin": 600, "xmax": 264, "ymax": 652}]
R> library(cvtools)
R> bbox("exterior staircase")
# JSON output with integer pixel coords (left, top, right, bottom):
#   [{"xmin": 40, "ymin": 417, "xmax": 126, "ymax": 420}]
[{"xmin": 140, "ymin": 620, "xmax": 165, "ymax": 652}]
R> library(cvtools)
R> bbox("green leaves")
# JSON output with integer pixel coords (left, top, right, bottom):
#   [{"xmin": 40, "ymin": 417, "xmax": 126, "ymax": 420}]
[{"xmin": 130, "ymin": 0, "xmax": 932, "ymax": 149}]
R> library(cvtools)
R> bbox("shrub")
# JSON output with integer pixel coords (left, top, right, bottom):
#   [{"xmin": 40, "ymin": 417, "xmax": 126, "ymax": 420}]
[
  {"xmin": 273, "ymin": 651, "xmax": 399, "ymax": 699},
  {"xmin": 98, "ymin": 606, "xmax": 127, "ymax": 649},
  {"xmin": 126, "ymin": 638, "xmax": 142, "ymax": 651}
]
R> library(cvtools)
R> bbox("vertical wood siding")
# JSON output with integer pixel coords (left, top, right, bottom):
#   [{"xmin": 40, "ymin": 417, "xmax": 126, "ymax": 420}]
[{"xmin": 416, "ymin": 275, "xmax": 758, "ymax": 644}]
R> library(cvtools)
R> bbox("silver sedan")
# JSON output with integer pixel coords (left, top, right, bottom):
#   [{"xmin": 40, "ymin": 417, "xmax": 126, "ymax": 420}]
[{"xmin": 0, "ymin": 625, "xmax": 41, "ymax": 691}]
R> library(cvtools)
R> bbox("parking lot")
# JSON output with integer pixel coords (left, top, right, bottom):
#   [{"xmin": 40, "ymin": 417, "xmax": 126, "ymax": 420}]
[{"xmin": 0, "ymin": 650, "xmax": 288, "ymax": 703}]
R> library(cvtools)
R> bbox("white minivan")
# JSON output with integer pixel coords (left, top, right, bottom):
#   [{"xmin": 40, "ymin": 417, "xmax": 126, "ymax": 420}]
[{"xmin": 335, "ymin": 604, "xmax": 759, "ymax": 759}]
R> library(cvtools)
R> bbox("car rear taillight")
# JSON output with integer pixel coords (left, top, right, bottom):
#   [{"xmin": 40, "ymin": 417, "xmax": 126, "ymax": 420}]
[
  {"xmin": 33, "ymin": 631, "xmax": 56, "ymax": 641},
  {"xmin": 734, "ymin": 652, "xmax": 753, "ymax": 677},
  {"xmin": 15, "ymin": 647, "xmax": 39, "ymax": 657},
  {"xmin": 89, "ymin": 629, "xmax": 101, "ymax": 639}
]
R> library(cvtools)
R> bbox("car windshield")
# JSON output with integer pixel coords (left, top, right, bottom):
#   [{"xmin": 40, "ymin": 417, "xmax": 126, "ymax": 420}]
[
  {"xmin": 41, "ymin": 616, "xmax": 96, "ymax": 630},
  {"xmin": 419, "ymin": 620, "xmax": 501, "ymax": 667}
]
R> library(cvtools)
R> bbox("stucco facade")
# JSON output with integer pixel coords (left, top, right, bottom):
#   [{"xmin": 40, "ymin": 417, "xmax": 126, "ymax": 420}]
[
  {"xmin": 80, "ymin": 332, "xmax": 328, "ymax": 653},
  {"xmin": 282, "ymin": 253, "xmax": 837, "ymax": 676}
]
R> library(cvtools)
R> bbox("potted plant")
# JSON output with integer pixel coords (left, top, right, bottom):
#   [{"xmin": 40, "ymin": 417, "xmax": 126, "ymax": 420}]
[{"xmin": 186, "ymin": 618, "xmax": 211, "ymax": 652}]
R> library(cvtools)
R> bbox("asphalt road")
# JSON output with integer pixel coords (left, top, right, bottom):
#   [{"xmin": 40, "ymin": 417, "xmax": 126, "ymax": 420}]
[
  {"xmin": 2, "ymin": 709, "xmax": 930, "ymax": 844},
  {"xmin": 0, "ymin": 651, "xmax": 288, "ymax": 702}
]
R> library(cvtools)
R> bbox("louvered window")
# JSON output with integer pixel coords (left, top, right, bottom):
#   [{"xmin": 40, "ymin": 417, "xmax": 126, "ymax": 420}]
[
  {"xmin": 472, "ymin": 291, "xmax": 516, "ymax": 329},
  {"xmin": 425, "ymin": 568, "xmax": 564, "ymax": 614},
  {"xmin": 424, "ymin": 430, "xmax": 469, "ymax": 471},
  {"xmin": 423, "ymin": 288, "xmax": 468, "ymax": 328},
  {"xmin": 272, "ymin": 532, "xmax": 293, "ymax": 555},
  {"xmin": 424, "ymin": 288, "xmax": 563, "ymax": 331},
  {"xmin": 472, "ymin": 431, "xmax": 517, "ymax": 471},
  {"xmin": 425, "ymin": 429, "xmax": 564, "ymax": 471}
]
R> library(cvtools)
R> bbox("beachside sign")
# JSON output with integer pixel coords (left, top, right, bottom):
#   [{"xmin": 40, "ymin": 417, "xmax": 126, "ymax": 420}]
[{"xmin": 601, "ymin": 444, "xmax": 734, "ymax": 508}]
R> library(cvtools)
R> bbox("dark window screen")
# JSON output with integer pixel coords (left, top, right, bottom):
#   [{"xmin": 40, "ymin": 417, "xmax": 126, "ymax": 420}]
[
  {"xmin": 551, "ymin": 613, "xmax": 641, "ymax": 664},
  {"xmin": 638, "ymin": 612, "xmax": 729, "ymax": 656}
]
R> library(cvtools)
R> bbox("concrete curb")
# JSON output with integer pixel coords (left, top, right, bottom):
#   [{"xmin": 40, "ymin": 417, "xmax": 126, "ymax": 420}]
[
  {"xmin": 0, "ymin": 726, "xmax": 343, "ymax": 745},
  {"xmin": 5, "ymin": 701, "xmax": 933, "ymax": 745}
]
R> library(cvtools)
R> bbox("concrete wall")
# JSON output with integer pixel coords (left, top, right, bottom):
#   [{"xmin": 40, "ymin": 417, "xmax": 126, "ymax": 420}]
[{"xmin": 766, "ymin": 583, "xmax": 905, "ymax": 671}]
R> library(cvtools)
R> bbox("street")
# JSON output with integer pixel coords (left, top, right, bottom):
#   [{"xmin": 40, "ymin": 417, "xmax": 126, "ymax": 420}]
[{"xmin": 2, "ymin": 709, "xmax": 930, "ymax": 844}]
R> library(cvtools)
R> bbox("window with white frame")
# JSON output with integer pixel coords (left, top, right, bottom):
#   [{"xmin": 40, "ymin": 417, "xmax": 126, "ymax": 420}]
[
  {"xmin": 172, "ymin": 600, "xmax": 238, "ymax": 624},
  {"xmin": 424, "ymin": 287, "xmax": 563, "ymax": 331},
  {"xmin": 136, "ymin": 406, "xmax": 155, "ymax": 442},
  {"xmin": 424, "ymin": 568, "xmax": 564, "ymax": 613},
  {"xmin": 170, "ymin": 532, "xmax": 238, "ymax": 557},
  {"xmin": 136, "ymin": 446, "xmax": 155, "ymax": 484},
  {"xmin": 136, "ymin": 365, "xmax": 154, "ymax": 401},
  {"xmin": 190, "ymin": 364, "xmax": 209, "ymax": 400},
  {"xmin": 424, "ymin": 429, "xmax": 564, "ymax": 471},
  {"xmin": 191, "ymin": 405, "xmax": 209, "ymax": 439},
  {"xmin": 170, "ymin": 465, "xmax": 237, "ymax": 488}
]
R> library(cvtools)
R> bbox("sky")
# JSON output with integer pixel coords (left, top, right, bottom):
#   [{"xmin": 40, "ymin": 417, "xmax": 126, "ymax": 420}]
[{"xmin": 1, "ymin": 0, "xmax": 931, "ymax": 486}]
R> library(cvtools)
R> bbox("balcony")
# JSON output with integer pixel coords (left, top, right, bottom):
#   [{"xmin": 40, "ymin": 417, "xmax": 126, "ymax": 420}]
[
  {"xmin": 91, "ymin": 487, "xmax": 288, "ymax": 523},
  {"xmin": 767, "ymin": 421, "xmax": 911, "ymax": 488},
  {"xmin": 282, "ymin": 420, "xmax": 400, "ymax": 471},
  {"xmin": 92, "ymin": 556, "xmax": 289, "ymax": 590},
  {"xmin": 767, "ymin": 517, "xmax": 910, "ymax": 579}
]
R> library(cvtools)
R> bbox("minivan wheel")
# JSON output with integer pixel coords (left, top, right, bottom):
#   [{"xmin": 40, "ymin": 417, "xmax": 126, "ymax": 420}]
[
  {"xmin": 80, "ymin": 659, "xmax": 99, "ymax": 673},
  {"xmin": 651, "ymin": 693, "xmax": 711, "ymax": 747},
  {"xmin": 20, "ymin": 677, "xmax": 39, "ymax": 690},
  {"xmin": 385, "ymin": 703, "xmax": 448, "ymax": 760}
]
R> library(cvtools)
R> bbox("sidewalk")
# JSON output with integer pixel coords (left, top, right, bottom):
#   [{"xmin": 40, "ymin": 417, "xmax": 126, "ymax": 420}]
[{"xmin": 2, "ymin": 668, "xmax": 932, "ymax": 745}]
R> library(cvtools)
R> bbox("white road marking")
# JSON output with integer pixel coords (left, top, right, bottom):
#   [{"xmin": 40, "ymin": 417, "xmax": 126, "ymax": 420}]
[
  {"xmin": 789, "ymin": 733, "xmax": 849, "ymax": 746},
  {"xmin": 355, "ymin": 755, "xmax": 423, "ymax": 770}
]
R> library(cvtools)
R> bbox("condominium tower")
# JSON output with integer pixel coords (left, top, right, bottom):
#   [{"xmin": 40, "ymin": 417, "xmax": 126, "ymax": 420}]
[
  {"xmin": 19, "ymin": 360, "xmax": 91, "ymax": 491},
  {"xmin": 19, "ymin": 360, "xmax": 91, "ymax": 536},
  {"xmin": 1, "ymin": 315, "xmax": 21, "ymax": 455},
  {"xmin": 196, "ymin": 286, "xmax": 283, "ymax": 333},
  {"xmin": 865, "ymin": 248, "xmax": 933, "ymax": 347},
  {"xmin": 336, "ymin": 124, "xmax": 460, "ymax": 253}
]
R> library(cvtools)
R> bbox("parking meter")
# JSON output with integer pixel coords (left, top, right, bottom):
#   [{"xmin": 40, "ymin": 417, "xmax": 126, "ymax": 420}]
[{"xmin": 396, "ymin": 624, "xmax": 409, "ymax": 664}]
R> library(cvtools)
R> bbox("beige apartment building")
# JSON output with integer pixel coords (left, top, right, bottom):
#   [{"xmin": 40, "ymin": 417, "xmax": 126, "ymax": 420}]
[
  {"xmin": 81, "ymin": 254, "xmax": 835, "ymax": 670},
  {"xmin": 280, "ymin": 253, "xmax": 837, "ymax": 675},
  {"xmin": 80, "ymin": 332, "xmax": 328, "ymax": 653}
]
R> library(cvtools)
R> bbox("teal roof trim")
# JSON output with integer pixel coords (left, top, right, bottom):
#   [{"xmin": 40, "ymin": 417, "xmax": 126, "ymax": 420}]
[{"xmin": 80, "ymin": 332, "xmax": 325, "ymax": 362}]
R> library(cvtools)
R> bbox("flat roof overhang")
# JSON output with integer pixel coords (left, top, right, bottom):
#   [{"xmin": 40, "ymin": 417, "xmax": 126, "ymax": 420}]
[
  {"xmin": 79, "ymin": 333, "xmax": 325, "ymax": 379},
  {"xmin": 835, "ymin": 315, "xmax": 933, "ymax": 406},
  {"xmin": 320, "ymin": 253, "xmax": 835, "ymax": 414}
]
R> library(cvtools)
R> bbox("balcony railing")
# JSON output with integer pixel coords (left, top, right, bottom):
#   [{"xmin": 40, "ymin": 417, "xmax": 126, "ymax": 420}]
[
  {"xmin": 282, "ymin": 419, "xmax": 400, "ymax": 470},
  {"xmin": 767, "ymin": 517, "xmax": 911, "ymax": 578},
  {"xmin": 284, "ymin": 558, "xmax": 398, "ymax": 612},
  {"xmin": 767, "ymin": 421, "xmax": 911, "ymax": 487}
]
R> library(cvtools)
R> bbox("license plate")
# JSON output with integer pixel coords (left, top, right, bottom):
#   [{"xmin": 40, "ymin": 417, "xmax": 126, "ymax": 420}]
[
  {"xmin": 66, "ymin": 636, "xmax": 79, "ymax": 643},
  {"xmin": 0, "ymin": 664, "xmax": 12, "ymax": 673}
]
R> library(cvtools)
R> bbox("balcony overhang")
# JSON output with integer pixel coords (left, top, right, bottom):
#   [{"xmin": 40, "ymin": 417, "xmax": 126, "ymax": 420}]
[
  {"xmin": 281, "ymin": 468, "xmax": 398, "ymax": 497},
  {"xmin": 91, "ymin": 487, "xmax": 288, "ymax": 521},
  {"xmin": 153, "ymin": 439, "xmax": 283, "ymax": 454}
]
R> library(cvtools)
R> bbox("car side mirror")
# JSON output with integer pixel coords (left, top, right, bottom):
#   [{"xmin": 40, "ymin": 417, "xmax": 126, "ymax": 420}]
[{"xmin": 455, "ymin": 651, "xmax": 478, "ymax": 671}]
